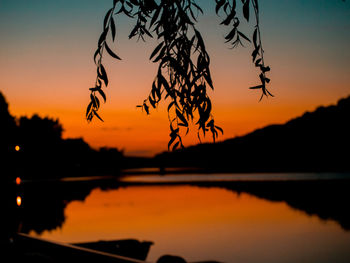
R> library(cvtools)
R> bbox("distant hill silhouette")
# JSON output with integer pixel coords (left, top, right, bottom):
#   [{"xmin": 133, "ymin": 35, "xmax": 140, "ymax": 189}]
[{"xmin": 155, "ymin": 96, "xmax": 350, "ymax": 172}]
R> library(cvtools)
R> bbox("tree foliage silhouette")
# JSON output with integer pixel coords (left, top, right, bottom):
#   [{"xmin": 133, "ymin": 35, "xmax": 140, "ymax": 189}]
[
  {"xmin": 86, "ymin": 0, "xmax": 272, "ymax": 150},
  {"xmin": 0, "ymin": 92, "xmax": 17, "ymax": 153}
]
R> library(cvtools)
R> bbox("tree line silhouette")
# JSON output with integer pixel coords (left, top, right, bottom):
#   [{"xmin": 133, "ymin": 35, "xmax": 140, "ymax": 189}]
[
  {"xmin": 0, "ymin": 91, "xmax": 123, "ymax": 181},
  {"xmin": 3, "ymin": 91, "xmax": 350, "ymax": 176}
]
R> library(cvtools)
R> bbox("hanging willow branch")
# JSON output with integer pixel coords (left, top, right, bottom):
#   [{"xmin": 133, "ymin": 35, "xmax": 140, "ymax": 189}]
[
  {"xmin": 86, "ymin": 0, "xmax": 271, "ymax": 150},
  {"xmin": 216, "ymin": 0, "xmax": 272, "ymax": 99},
  {"xmin": 86, "ymin": 0, "xmax": 121, "ymax": 122}
]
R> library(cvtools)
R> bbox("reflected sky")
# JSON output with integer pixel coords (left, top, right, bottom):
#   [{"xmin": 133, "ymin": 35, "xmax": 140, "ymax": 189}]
[
  {"xmin": 120, "ymin": 172, "xmax": 350, "ymax": 183},
  {"xmin": 29, "ymin": 185, "xmax": 350, "ymax": 263}
]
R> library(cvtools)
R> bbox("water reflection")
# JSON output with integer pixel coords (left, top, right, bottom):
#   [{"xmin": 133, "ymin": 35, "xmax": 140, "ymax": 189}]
[
  {"xmin": 4, "ymin": 175, "xmax": 350, "ymax": 262},
  {"xmin": 28, "ymin": 184, "xmax": 350, "ymax": 263},
  {"xmin": 13, "ymin": 178, "xmax": 118, "ymax": 234},
  {"xmin": 218, "ymin": 180, "xmax": 350, "ymax": 231}
]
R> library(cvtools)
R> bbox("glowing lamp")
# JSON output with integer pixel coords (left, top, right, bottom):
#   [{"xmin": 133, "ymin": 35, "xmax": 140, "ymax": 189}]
[
  {"xmin": 17, "ymin": 196, "xmax": 22, "ymax": 207},
  {"xmin": 15, "ymin": 145, "xmax": 20, "ymax": 152},
  {"xmin": 16, "ymin": 177, "xmax": 21, "ymax": 185}
]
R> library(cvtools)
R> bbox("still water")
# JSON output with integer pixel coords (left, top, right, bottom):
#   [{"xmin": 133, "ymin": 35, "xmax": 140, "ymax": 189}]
[{"xmin": 26, "ymin": 175, "xmax": 350, "ymax": 263}]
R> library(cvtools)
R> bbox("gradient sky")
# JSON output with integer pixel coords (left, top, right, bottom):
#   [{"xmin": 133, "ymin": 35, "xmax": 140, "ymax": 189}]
[{"xmin": 1, "ymin": 0, "xmax": 349, "ymax": 156}]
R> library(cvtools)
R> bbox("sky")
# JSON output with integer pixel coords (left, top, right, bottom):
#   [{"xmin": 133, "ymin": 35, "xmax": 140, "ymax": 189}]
[{"xmin": 1, "ymin": 0, "xmax": 349, "ymax": 156}]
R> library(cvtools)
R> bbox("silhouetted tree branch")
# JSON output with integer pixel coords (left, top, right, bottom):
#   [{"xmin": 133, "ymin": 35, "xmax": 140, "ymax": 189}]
[{"xmin": 86, "ymin": 0, "xmax": 272, "ymax": 149}]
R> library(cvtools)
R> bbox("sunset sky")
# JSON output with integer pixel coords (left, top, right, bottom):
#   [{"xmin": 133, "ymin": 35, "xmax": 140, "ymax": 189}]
[{"xmin": 1, "ymin": 0, "xmax": 349, "ymax": 156}]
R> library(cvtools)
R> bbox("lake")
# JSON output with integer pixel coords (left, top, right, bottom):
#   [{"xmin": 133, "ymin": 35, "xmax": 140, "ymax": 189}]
[{"xmin": 15, "ymin": 173, "xmax": 350, "ymax": 263}]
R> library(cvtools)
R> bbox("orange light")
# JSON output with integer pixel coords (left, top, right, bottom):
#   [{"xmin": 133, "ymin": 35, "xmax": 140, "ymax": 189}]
[
  {"xmin": 16, "ymin": 177, "xmax": 21, "ymax": 185},
  {"xmin": 17, "ymin": 196, "xmax": 22, "ymax": 207},
  {"xmin": 15, "ymin": 145, "xmax": 20, "ymax": 151}
]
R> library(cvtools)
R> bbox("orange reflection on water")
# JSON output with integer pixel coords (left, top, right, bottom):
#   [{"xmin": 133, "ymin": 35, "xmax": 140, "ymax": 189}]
[{"xmin": 30, "ymin": 185, "xmax": 350, "ymax": 263}]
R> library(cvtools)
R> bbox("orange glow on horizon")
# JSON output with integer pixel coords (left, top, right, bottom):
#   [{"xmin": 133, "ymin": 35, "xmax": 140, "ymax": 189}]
[
  {"xmin": 9, "ymin": 93, "xmax": 345, "ymax": 156},
  {"xmin": 55, "ymin": 98, "xmax": 318, "ymax": 156}
]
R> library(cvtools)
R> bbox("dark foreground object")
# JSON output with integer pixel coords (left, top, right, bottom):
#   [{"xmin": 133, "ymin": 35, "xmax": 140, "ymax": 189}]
[
  {"xmin": 10, "ymin": 233, "xmax": 147, "ymax": 263},
  {"xmin": 7, "ymin": 233, "xmax": 220, "ymax": 263},
  {"xmin": 74, "ymin": 239, "xmax": 153, "ymax": 261}
]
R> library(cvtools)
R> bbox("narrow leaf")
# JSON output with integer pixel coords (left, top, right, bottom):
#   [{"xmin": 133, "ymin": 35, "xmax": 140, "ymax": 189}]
[
  {"xmin": 98, "ymin": 30, "xmax": 107, "ymax": 47},
  {"xmin": 255, "ymin": 58, "xmax": 262, "ymax": 66},
  {"xmin": 143, "ymin": 103, "xmax": 149, "ymax": 114},
  {"xmin": 104, "ymin": 8, "xmax": 113, "ymax": 29},
  {"xmin": 252, "ymin": 46, "xmax": 260, "ymax": 62},
  {"xmin": 216, "ymin": 0, "xmax": 225, "ymax": 14},
  {"xmin": 98, "ymin": 64, "xmax": 109, "ymax": 87},
  {"xmin": 220, "ymin": 11, "xmax": 235, "ymax": 25},
  {"xmin": 176, "ymin": 109, "xmax": 188, "ymax": 127},
  {"xmin": 249, "ymin": 85, "xmax": 263, "ymax": 89},
  {"xmin": 150, "ymin": 6, "xmax": 161, "ymax": 28},
  {"xmin": 143, "ymin": 28, "xmax": 153, "ymax": 38},
  {"xmin": 110, "ymin": 17, "xmax": 116, "ymax": 41},
  {"xmin": 91, "ymin": 93, "xmax": 97, "ymax": 108},
  {"xmin": 98, "ymin": 88, "xmax": 106, "ymax": 102},
  {"xmin": 238, "ymin": 31, "xmax": 251, "ymax": 42},
  {"xmin": 86, "ymin": 101, "xmax": 93, "ymax": 117},
  {"xmin": 172, "ymin": 141, "xmax": 180, "ymax": 151},
  {"xmin": 153, "ymin": 45, "xmax": 166, "ymax": 62},
  {"xmin": 150, "ymin": 42, "xmax": 164, "ymax": 60},
  {"xmin": 167, "ymin": 101, "xmax": 175, "ymax": 112},
  {"xmin": 253, "ymin": 28, "xmax": 258, "ymax": 48},
  {"xmin": 243, "ymin": 0, "xmax": 250, "ymax": 22},
  {"xmin": 193, "ymin": 3, "xmax": 203, "ymax": 14},
  {"xmin": 93, "ymin": 49, "xmax": 100, "ymax": 64},
  {"xmin": 89, "ymin": 86, "xmax": 100, "ymax": 91},
  {"xmin": 253, "ymin": 0, "xmax": 259, "ymax": 12},
  {"xmin": 168, "ymin": 135, "xmax": 176, "ymax": 150},
  {"xmin": 93, "ymin": 109, "xmax": 104, "ymax": 122},
  {"xmin": 149, "ymin": 96, "xmax": 156, "ymax": 108},
  {"xmin": 215, "ymin": 125, "xmax": 224, "ymax": 134},
  {"xmin": 225, "ymin": 28, "xmax": 236, "ymax": 42},
  {"xmin": 105, "ymin": 42, "xmax": 121, "ymax": 60}
]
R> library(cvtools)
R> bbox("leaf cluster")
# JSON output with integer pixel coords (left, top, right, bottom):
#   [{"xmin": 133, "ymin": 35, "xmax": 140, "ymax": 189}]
[
  {"xmin": 216, "ymin": 0, "xmax": 272, "ymax": 100},
  {"xmin": 87, "ymin": 1, "xmax": 121, "ymax": 122},
  {"xmin": 87, "ymin": 0, "xmax": 272, "ymax": 150},
  {"xmin": 133, "ymin": 0, "xmax": 223, "ymax": 150}
]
